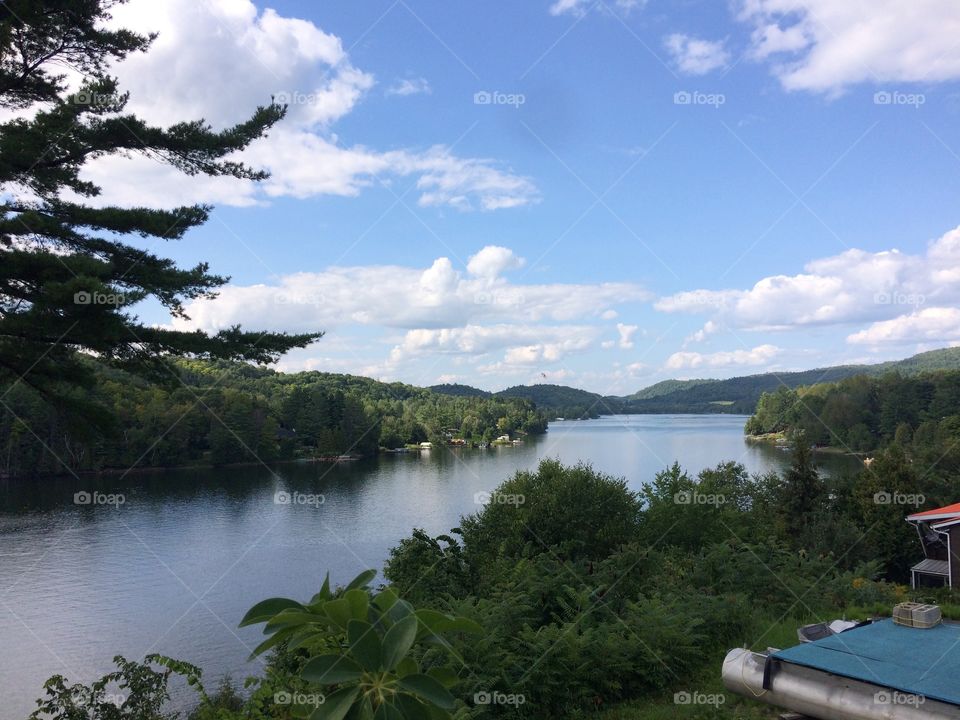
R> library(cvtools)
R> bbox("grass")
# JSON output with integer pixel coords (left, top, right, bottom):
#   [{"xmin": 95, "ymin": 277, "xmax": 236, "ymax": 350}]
[{"xmin": 597, "ymin": 613, "xmax": 828, "ymax": 720}]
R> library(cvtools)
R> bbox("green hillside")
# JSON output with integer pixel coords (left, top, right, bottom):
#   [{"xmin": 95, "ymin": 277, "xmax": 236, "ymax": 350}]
[{"xmin": 624, "ymin": 347, "xmax": 960, "ymax": 414}]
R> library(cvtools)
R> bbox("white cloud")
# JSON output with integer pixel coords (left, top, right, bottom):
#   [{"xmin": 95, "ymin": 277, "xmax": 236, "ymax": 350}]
[
  {"xmin": 173, "ymin": 247, "xmax": 647, "ymax": 335},
  {"xmin": 684, "ymin": 319, "xmax": 720, "ymax": 345},
  {"xmin": 737, "ymin": 0, "xmax": 960, "ymax": 93},
  {"xmin": 75, "ymin": 0, "xmax": 537, "ymax": 211},
  {"xmin": 616, "ymin": 322, "xmax": 638, "ymax": 349},
  {"xmin": 664, "ymin": 34, "xmax": 730, "ymax": 75},
  {"xmin": 848, "ymin": 308, "xmax": 960, "ymax": 346},
  {"xmin": 467, "ymin": 246, "xmax": 525, "ymax": 278},
  {"xmin": 549, "ymin": 0, "xmax": 645, "ymax": 17},
  {"xmin": 386, "ymin": 77, "xmax": 431, "ymax": 97},
  {"xmin": 656, "ymin": 226, "xmax": 960, "ymax": 337},
  {"xmin": 665, "ymin": 344, "xmax": 781, "ymax": 370}
]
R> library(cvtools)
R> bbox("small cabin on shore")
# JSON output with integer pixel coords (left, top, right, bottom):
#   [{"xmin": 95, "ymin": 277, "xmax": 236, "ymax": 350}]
[{"xmin": 906, "ymin": 502, "xmax": 960, "ymax": 588}]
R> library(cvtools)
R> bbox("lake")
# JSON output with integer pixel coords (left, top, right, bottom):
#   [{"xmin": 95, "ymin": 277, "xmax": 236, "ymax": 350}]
[{"xmin": 0, "ymin": 415, "xmax": 862, "ymax": 717}]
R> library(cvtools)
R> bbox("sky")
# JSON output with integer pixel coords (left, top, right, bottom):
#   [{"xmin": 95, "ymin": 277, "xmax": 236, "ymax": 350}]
[{"xmin": 77, "ymin": 0, "xmax": 960, "ymax": 393}]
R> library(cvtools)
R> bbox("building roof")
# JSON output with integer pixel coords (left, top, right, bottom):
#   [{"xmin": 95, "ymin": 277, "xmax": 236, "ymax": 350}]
[
  {"xmin": 907, "ymin": 502, "xmax": 960, "ymax": 523},
  {"xmin": 774, "ymin": 618, "xmax": 960, "ymax": 705}
]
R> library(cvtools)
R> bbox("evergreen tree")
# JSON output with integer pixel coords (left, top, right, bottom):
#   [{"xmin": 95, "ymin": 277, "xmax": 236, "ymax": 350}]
[
  {"xmin": 0, "ymin": 0, "xmax": 319, "ymax": 414},
  {"xmin": 779, "ymin": 435, "xmax": 825, "ymax": 538}
]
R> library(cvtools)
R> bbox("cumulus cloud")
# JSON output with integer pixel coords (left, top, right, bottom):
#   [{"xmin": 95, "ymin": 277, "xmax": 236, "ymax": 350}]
[
  {"xmin": 737, "ymin": 0, "xmax": 960, "ymax": 93},
  {"xmin": 848, "ymin": 308, "xmax": 960, "ymax": 346},
  {"xmin": 665, "ymin": 344, "xmax": 781, "ymax": 370},
  {"xmin": 664, "ymin": 34, "xmax": 730, "ymax": 75},
  {"xmin": 172, "ymin": 245, "xmax": 647, "ymax": 337},
  {"xmin": 656, "ymin": 226, "xmax": 960, "ymax": 342},
  {"xmin": 77, "ymin": 0, "xmax": 537, "ymax": 211},
  {"xmin": 467, "ymin": 246, "xmax": 525, "ymax": 278}
]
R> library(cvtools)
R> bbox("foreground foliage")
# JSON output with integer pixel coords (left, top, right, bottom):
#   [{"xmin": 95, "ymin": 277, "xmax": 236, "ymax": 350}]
[{"xmin": 30, "ymin": 454, "xmax": 952, "ymax": 718}]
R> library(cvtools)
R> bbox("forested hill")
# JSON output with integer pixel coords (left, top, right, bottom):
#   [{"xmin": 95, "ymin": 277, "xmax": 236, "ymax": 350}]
[
  {"xmin": 0, "ymin": 360, "xmax": 549, "ymax": 477},
  {"xmin": 627, "ymin": 347, "xmax": 960, "ymax": 414},
  {"xmin": 430, "ymin": 347, "xmax": 960, "ymax": 416}
]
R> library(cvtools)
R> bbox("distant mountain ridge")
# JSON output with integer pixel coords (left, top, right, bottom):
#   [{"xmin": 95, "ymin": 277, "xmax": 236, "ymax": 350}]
[{"xmin": 429, "ymin": 347, "xmax": 960, "ymax": 416}]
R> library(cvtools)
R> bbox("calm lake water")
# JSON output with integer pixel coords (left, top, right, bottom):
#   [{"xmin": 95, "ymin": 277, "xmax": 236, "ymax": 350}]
[{"xmin": 0, "ymin": 415, "xmax": 861, "ymax": 718}]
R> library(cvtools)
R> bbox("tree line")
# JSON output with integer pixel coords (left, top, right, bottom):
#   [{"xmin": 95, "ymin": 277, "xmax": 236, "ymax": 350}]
[{"xmin": 0, "ymin": 359, "xmax": 548, "ymax": 477}]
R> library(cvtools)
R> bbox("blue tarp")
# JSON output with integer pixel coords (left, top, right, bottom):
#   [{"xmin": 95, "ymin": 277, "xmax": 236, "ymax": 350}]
[{"xmin": 773, "ymin": 619, "xmax": 960, "ymax": 705}]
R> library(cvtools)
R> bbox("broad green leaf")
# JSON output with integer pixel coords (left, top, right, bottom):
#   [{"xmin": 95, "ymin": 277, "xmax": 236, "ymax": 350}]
[
  {"xmin": 412, "ymin": 610, "xmax": 448, "ymax": 636},
  {"xmin": 393, "ymin": 695, "xmax": 431, "ymax": 720},
  {"xmin": 348, "ymin": 619, "xmax": 381, "ymax": 671},
  {"xmin": 373, "ymin": 587, "xmax": 399, "ymax": 614},
  {"xmin": 346, "ymin": 569, "xmax": 377, "ymax": 591},
  {"xmin": 395, "ymin": 656, "xmax": 418, "ymax": 678},
  {"xmin": 325, "ymin": 598, "xmax": 354, "ymax": 629},
  {"xmin": 265, "ymin": 610, "xmax": 328, "ymax": 632},
  {"xmin": 239, "ymin": 597, "xmax": 304, "ymax": 627},
  {"xmin": 309, "ymin": 574, "xmax": 332, "ymax": 606},
  {"xmin": 310, "ymin": 686, "xmax": 360, "ymax": 720},
  {"xmin": 343, "ymin": 589, "xmax": 369, "ymax": 621},
  {"xmin": 373, "ymin": 702, "xmax": 404, "ymax": 720},
  {"xmin": 387, "ymin": 598, "xmax": 414, "ymax": 624},
  {"xmin": 248, "ymin": 625, "xmax": 297, "ymax": 660},
  {"xmin": 397, "ymin": 674, "xmax": 455, "ymax": 710},
  {"xmin": 425, "ymin": 666, "xmax": 458, "ymax": 689},
  {"xmin": 381, "ymin": 614, "xmax": 417, "ymax": 671},
  {"xmin": 302, "ymin": 654, "xmax": 363, "ymax": 685},
  {"xmin": 346, "ymin": 696, "xmax": 374, "ymax": 720}
]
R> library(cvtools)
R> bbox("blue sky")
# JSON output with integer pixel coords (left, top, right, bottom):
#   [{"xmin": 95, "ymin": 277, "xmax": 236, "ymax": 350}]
[{"xmin": 89, "ymin": 0, "xmax": 960, "ymax": 393}]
